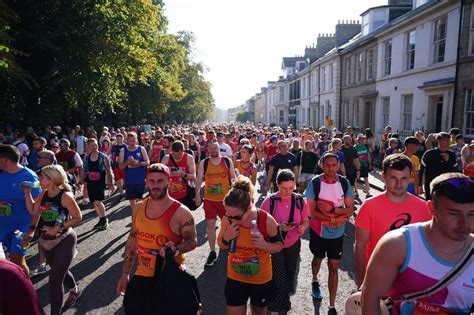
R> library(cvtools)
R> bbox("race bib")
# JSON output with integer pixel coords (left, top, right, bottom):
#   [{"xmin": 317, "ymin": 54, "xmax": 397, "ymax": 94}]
[
  {"xmin": 0, "ymin": 202, "xmax": 13, "ymax": 216},
  {"xmin": 401, "ymin": 300, "xmax": 462, "ymax": 315},
  {"xmin": 231, "ymin": 256, "xmax": 260, "ymax": 277},
  {"xmin": 88, "ymin": 172, "xmax": 101, "ymax": 181},
  {"xmin": 40, "ymin": 205, "xmax": 60, "ymax": 222},
  {"xmin": 321, "ymin": 220, "xmax": 344, "ymax": 228},
  {"xmin": 208, "ymin": 183, "xmax": 223, "ymax": 195}
]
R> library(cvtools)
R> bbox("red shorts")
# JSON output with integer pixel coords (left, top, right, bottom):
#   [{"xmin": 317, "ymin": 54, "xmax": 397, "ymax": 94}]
[
  {"xmin": 203, "ymin": 199, "xmax": 225, "ymax": 220},
  {"xmin": 113, "ymin": 167, "xmax": 125, "ymax": 180}
]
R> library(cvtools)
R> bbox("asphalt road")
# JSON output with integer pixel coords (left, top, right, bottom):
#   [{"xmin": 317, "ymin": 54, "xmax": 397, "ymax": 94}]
[{"xmin": 29, "ymin": 178, "xmax": 382, "ymax": 315}]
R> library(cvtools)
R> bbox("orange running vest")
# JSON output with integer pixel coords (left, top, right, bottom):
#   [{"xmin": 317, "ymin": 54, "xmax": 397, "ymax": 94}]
[
  {"xmin": 204, "ymin": 158, "xmax": 230, "ymax": 201},
  {"xmin": 135, "ymin": 199, "xmax": 185, "ymax": 277}
]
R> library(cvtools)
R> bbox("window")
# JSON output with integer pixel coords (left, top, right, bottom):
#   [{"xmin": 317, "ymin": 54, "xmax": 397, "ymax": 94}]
[
  {"xmin": 302, "ymin": 77, "xmax": 306, "ymax": 98},
  {"xmin": 384, "ymin": 40, "xmax": 392, "ymax": 76},
  {"xmin": 433, "ymin": 17, "xmax": 447, "ymax": 63},
  {"xmin": 279, "ymin": 87, "xmax": 284, "ymax": 102},
  {"xmin": 321, "ymin": 67, "xmax": 326, "ymax": 91},
  {"xmin": 328, "ymin": 64, "xmax": 334, "ymax": 90},
  {"xmin": 406, "ymin": 30, "xmax": 416, "ymax": 70},
  {"xmin": 402, "ymin": 94, "xmax": 413, "ymax": 130},
  {"xmin": 326, "ymin": 100, "xmax": 332, "ymax": 119},
  {"xmin": 344, "ymin": 101, "xmax": 351, "ymax": 126},
  {"xmin": 356, "ymin": 53, "xmax": 363, "ymax": 82},
  {"xmin": 362, "ymin": 14, "xmax": 370, "ymax": 36},
  {"xmin": 470, "ymin": 7, "xmax": 474, "ymax": 56},
  {"xmin": 382, "ymin": 97, "xmax": 390, "ymax": 128},
  {"xmin": 353, "ymin": 99, "xmax": 360, "ymax": 127},
  {"xmin": 279, "ymin": 110, "xmax": 285, "ymax": 124},
  {"xmin": 415, "ymin": 0, "xmax": 429, "ymax": 8},
  {"xmin": 373, "ymin": 9, "xmax": 386, "ymax": 30},
  {"xmin": 465, "ymin": 89, "xmax": 474, "ymax": 135},
  {"xmin": 345, "ymin": 58, "xmax": 352, "ymax": 85},
  {"xmin": 367, "ymin": 49, "xmax": 374, "ymax": 81}
]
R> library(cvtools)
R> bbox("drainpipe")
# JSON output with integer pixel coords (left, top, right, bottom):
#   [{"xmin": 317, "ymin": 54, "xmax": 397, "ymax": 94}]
[
  {"xmin": 338, "ymin": 50, "xmax": 343, "ymax": 131},
  {"xmin": 317, "ymin": 65, "xmax": 321, "ymax": 127},
  {"xmin": 451, "ymin": 0, "xmax": 465, "ymax": 128}
]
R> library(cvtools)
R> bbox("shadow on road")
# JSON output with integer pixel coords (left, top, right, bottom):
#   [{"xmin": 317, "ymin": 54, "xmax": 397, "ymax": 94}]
[
  {"xmin": 195, "ymin": 219, "xmax": 208, "ymax": 247},
  {"xmin": 196, "ymin": 250, "xmax": 228, "ymax": 315},
  {"xmin": 339, "ymin": 223, "xmax": 356, "ymax": 281}
]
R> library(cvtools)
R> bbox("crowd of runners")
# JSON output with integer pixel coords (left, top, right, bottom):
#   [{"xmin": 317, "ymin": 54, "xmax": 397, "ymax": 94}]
[{"xmin": 0, "ymin": 123, "xmax": 473, "ymax": 315}]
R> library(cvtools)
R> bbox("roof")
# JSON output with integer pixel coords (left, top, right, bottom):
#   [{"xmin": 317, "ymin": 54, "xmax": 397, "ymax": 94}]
[
  {"xmin": 360, "ymin": 4, "xmax": 412, "ymax": 17},
  {"xmin": 282, "ymin": 57, "xmax": 306, "ymax": 68}
]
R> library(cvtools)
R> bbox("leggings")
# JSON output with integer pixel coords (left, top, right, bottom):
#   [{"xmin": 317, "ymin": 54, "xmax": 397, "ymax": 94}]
[
  {"xmin": 267, "ymin": 239, "xmax": 301, "ymax": 312},
  {"xmin": 42, "ymin": 230, "xmax": 78, "ymax": 315}
]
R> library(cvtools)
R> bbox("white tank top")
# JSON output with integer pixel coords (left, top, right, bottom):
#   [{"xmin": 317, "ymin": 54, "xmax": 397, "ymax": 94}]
[{"xmin": 388, "ymin": 223, "xmax": 473, "ymax": 314}]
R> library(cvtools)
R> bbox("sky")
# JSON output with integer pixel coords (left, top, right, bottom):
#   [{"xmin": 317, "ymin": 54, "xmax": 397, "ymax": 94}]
[{"xmin": 164, "ymin": 0, "xmax": 386, "ymax": 109}]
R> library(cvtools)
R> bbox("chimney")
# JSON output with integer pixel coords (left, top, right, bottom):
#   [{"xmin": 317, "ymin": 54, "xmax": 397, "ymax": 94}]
[
  {"xmin": 315, "ymin": 33, "xmax": 336, "ymax": 59},
  {"xmin": 335, "ymin": 19, "xmax": 361, "ymax": 46}
]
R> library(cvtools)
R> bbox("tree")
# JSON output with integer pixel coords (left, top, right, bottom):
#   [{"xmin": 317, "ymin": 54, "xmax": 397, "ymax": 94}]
[{"xmin": 236, "ymin": 110, "xmax": 250, "ymax": 123}]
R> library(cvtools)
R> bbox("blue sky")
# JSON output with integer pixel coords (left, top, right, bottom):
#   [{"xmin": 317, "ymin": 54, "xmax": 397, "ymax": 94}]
[{"xmin": 165, "ymin": 0, "xmax": 386, "ymax": 109}]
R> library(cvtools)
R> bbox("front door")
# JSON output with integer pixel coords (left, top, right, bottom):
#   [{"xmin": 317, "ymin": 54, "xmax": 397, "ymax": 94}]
[
  {"xmin": 428, "ymin": 95, "xmax": 443, "ymax": 132},
  {"xmin": 364, "ymin": 100, "xmax": 375, "ymax": 130}
]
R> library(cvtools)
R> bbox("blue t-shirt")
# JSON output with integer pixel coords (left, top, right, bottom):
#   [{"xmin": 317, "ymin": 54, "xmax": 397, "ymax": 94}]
[
  {"xmin": 0, "ymin": 167, "xmax": 41, "ymax": 227},
  {"xmin": 304, "ymin": 176, "xmax": 353, "ymax": 239},
  {"xmin": 123, "ymin": 146, "xmax": 147, "ymax": 185},
  {"xmin": 27, "ymin": 151, "xmax": 40, "ymax": 172}
]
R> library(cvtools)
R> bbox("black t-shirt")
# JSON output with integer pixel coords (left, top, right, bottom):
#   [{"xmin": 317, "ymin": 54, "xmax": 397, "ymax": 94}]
[
  {"xmin": 270, "ymin": 153, "xmax": 297, "ymax": 181},
  {"xmin": 342, "ymin": 145, "xmax": 359, "ymax": 174},
  {"xmin": 296, "ymin": 151, "xmax": 319, "ymax": 174},
  {"xmin": 317, "ymin": 141, "xmax": 330, "ymax": 155},
  {"xmin": 422, "ymin": 148, "xmax": 457, "ymax": 183}
]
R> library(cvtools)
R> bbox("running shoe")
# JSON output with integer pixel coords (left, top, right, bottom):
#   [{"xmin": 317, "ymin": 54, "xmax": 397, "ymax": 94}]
[
  {"xmin": 311, "ymin": 281, "xmax": 323, "ymax": 299},
  {"xmin": 62, "ymin": 288, "xmax": 81, "ymax": 311},
  {"xmin": 328, "ymin": 307, "xmax": 337, "ymax": 315},
  {"xmin": 93, "ymin": 218, "xmax": 109, "ymax": 230},
  {"xmin": 29, "ymin": 263, "xmax": 49, "ymax": 277},
  {"xmin": 204, "ymin": 251, "xmax": 217, "ymax": 267}
]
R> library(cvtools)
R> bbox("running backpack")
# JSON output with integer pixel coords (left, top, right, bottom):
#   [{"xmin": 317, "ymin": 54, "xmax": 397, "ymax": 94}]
[
  {"xmin": 311, "ymin": 174, "xmax": 349, "ymax": 200},
  {"xmin": 203, "ymin": 157, "xmax": 232, "ymax": 185},
  {"xmin": 268, "ymin": 193, "xmax": 304, "ymax": 239}
]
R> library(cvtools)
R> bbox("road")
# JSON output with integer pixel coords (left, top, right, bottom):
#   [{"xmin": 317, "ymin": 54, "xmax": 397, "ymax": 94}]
[{"xmin": 29, "ymin": 177, "xmax": 382, "ymax": 314}]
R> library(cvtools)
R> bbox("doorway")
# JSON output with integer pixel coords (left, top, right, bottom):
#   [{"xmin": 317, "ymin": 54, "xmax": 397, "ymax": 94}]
[
  {"xmin": 428, "ymin": 95, "xmax": 443, "ymax": 132},
  {"xmin": 363, "ymin": 99, "xmax": 375, "ymax": 130}
]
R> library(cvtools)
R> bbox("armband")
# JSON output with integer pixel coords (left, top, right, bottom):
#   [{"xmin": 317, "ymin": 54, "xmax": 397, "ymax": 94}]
[{"xmin": 268, "ymin": 225, "xmax": 285, "ymax": 244}]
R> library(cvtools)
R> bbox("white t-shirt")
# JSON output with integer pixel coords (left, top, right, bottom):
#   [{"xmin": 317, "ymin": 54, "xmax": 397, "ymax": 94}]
[
  {"xmin": 75, "ymin": 136, "xmax": 87, "ymax": 155},
  {"xmin": 218, "ymin": 143, "xmax": 233, "ymax": 158},
  {"xmin": 14, "ymin": 142, "xmax": 29, "ymax": 166}
]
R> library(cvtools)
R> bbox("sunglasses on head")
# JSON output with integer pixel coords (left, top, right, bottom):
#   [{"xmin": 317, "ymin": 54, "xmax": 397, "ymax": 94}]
[{"xmin": 444, "ymin": 178, "xmax": 473, "ymax": 189}]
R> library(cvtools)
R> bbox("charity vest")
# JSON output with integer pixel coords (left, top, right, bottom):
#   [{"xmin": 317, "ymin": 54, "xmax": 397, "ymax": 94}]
[
  {"xmin": 204, "ymin": 158, "xmax": 230, "ymax": 202},
  {"xmin": 388, "ymin": 224, "xmax": 473, "ymax": 314},
  {"xmin": 135, "ymin": 199, "xmax": 185, "ymax": 277},
  {"xmin": 167, "ymin": 153, "xmax": 189, "ymax": 200},
  {"xmin": 235, "ymin": 160, "xmax": 255, "ymax": 179},
  {"xmin": 227, "ymin": 226, "xmax": 272, "ymax": 285},
  {"xmin": 150, "ymin": 140, "xmax": 163, "ymax": 164}
]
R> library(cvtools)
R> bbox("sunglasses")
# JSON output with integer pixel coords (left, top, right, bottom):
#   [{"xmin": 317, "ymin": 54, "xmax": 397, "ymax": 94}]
[
  {"xmin": 225, "ymin": 211, "xmax": 245, "ymax": 221},
  {"xmin": 444, "ymin": 178, "xmax": 473, "ymax": 189}
]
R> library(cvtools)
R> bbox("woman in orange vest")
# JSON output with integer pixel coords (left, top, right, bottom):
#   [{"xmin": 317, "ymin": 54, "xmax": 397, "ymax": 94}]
[
  {"xmin": 234, "ymin": 145, "xmax": 257, "ymax": 185},
  {"xmin": 218, "ymin": 175, "xmax": 284, "ymax": 315}
]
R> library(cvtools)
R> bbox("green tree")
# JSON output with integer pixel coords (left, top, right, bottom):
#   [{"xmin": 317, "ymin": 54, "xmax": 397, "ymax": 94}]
[{"xmin": 236, "ymin": 110, "xmax": 250, "ymax": 123}]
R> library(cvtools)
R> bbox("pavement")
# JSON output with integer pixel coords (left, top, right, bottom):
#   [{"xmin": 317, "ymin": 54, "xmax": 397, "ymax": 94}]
[{"xmin": 28, "ymin": 175, "xmax": 385, "ymax": 315}]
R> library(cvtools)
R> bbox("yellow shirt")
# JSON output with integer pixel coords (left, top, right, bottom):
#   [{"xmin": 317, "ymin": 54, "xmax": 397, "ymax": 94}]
[
  {"xmin": 204, "ymin": 158, "xmax": 231, "ymax": 201},
  {"xmin": 410, "ymin": 155, "xmax": 420, "ymax": 184}
]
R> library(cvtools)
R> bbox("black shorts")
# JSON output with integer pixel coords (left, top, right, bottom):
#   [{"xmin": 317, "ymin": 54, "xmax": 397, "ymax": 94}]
[
  {"xmin": 309, "ymin": 229, "xmax": 344, "ymax": 260},
  {"xmin": 125, "ymin": 184, "xmax": 145, "ymax": 200},
  {"xmin": 87, "ymin": 181, "xmax": 106, "ymax": 202},
  {"xmin": 346, "ymin": 172, "xmax": 357, "ymax": 186},
  {"xmin": 225, "ymin": 278, "xmax": 275, "ymax": 308},
  {"xmin": 360, "ymin": 166, "xmax": 369, "ymax": 178}
]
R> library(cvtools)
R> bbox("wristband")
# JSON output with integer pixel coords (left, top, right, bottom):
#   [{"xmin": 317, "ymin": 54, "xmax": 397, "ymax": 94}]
[{"xmin": 221, "ymin": 238, "xmax": 230, "ymax": 246}]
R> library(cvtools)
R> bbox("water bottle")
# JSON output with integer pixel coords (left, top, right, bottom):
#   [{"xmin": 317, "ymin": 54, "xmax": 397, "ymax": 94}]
[
  {"xmin": 55, "ymin": 212, "xmax": 66, "ymax": 227},
  {"xmin": 14, "ymin": 230, "xmax": 30, "ymax": 249},
  {"xmin": 20, "ymin": 181, "xmax": 40, "ymax": 189},
  {"xmin": 251, "ymin": 219, "xmax": 260, "ymax": 237},
  {"xmin": 229, "ymin": 238, "xmax": 237, "ymax": 253}
]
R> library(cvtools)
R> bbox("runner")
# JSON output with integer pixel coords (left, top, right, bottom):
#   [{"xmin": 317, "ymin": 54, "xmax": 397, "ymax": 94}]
[
  {"xmin": 111, "ymin": 133, "xmax": 127, "ymax": 196},
  {"xmin": 304, "ymin": 153, "xmax": 354, "ymax": 315},
  {"xmin": 148, "ymin": 130, "xmax": 163, "ymax": 164},
  {"xmin": 422, "ymin": 132, "xmax": 457, "ymax": 200},
  {"xmin": 461, "ymin": 139, "xmax": 474, "ymax": 178},
  {"xmin": 362, "ymin": 173, "xmax": 473, "ymax": 314},
  {"xmin": 0, "ymin": 144, "xmax": 41, "ymax": 274},
  {"xmin": 161, "ymin": 140, "xmax": 196, "ymax": 209},
  {"xmin": 74, "ymin": 130, "xmax": 87, "ymax": 158},
  {"xmin": 265, "ymin": 140, "xmax": 298, "ymax": 193},
  {"xmin": 218, "ymin": 175, "xmax": 284, "ymax": 315},
  {"xmin": 217, "ymin": 131, "xmax": 233, "ymax": 159},
  {"xmin": 55, "ymin": 139, "xmax": 83, "ymax": 194},
  {"xmin": 354, "ymin": 154, "xmax": 430, "ymax": 287},
  {"xmin": 188, "ymin": 133, "xmax": 201, "ymax": 165},
  {"xmin": 264, "ymin": 135, "xmax": 278, "ymax": 173},
  {"xmin": 354, "ymin": 134, "xmax": 371, "ymax": 197},
  {"xmin": 234, "ymin": 144, "xmax": 257, "ymax": 185},
  {"xmin": 119, "ymin": 132, "xmax": 150, "ymax": 213},
  {"xmin": 116, "ymin": 164, "xmax": 197, "ymax": 312},
  {"xmin": 23, "ymin": 165, "xmax": 82, "ymax": 314},
  {"xmin": 195, "ymin": 140, "xmax": 235, "ymax": 267},
  {"xmin": 341, "ymin": 135, "xmax": 360, "ymax": 198},
  {"xmin": 402, "ymin": 136, "xmax": 421, "ymax": 196},
  {"xmin": 28, "ymin": 137, "xmax": 47, "ymax": 173},
  {"xmin": 296, "ymin": 140, "xmax": 318, "ymax": 194},
  {"xmin": 79, "ymin": 138, "xmax": 114, "ymax": 230},
  {"xmin": 260, "ymin": 169, "xmax": 309, "ymax": 314}
]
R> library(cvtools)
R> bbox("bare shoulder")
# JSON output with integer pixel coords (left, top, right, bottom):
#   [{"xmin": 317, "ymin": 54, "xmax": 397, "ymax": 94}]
[
  {"xmin": 175, "ymin": 204, "xmax": 194, "ymax": 226},
  {"xmin": 374, "ymin": 227, "xmax": 408, "ymax": 259}
]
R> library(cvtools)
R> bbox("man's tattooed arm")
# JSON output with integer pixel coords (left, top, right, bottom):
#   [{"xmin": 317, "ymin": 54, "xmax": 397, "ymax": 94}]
[
  {"xmin": 122, "ymin": 228, "xmax": 138, "ymax": 275},
  {"xmin": 178, "ymin": 215, "xmax": 197, "ymax": 254}
]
